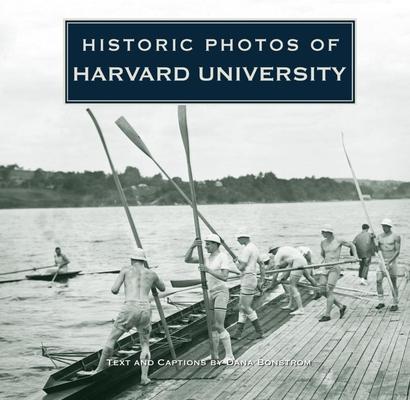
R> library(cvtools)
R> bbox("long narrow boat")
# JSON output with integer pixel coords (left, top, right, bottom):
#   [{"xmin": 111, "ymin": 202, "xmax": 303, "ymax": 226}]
[
  {"xmin": 37, "ymin": 281, "xmax": 277, "ymax": 400},
  {"xmin": 26, "ymin": 271, "xmax": 82, "ymax": 282}
]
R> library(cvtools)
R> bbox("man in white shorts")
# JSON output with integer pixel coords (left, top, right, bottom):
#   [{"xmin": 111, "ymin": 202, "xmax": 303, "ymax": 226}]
[
  {"xmin": 232, "ymin": 233, "xmax": 265, "ymax": 339},
  {"xmin": 185, "ymin": 234, "xmax": 235, "ymax": 363},
  {"xmin": 375, "ymin": 218, "xmax": 401, "ymax": 311}
]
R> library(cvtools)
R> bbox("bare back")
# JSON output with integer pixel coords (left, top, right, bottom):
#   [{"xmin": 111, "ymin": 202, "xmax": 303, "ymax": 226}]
[{"xmin": 112, "ymin": 262, "xmax": 164, "ymax": 301}]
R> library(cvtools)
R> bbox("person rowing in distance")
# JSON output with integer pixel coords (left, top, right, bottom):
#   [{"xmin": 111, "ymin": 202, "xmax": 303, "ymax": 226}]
[
  {"xmin": 375, "ymin": 218, "xmax": 401, "ymax": 311},
  {"xmin": 184, "ymin": 234, "xmax": 235, "ymax": 364},
  {"xmin": 232, "ymin": 233, "xmax": 265, "ymax": 339},
  {"xmin": 48, "ymin": 247, "xmax": 70, "ymax": 275},
  {"xmin": 318, "ymin": 224, "xmax": 358, "ymax": 322},
  {"xmin": 78, "ymin": 249, "xmax": 165, "ymax": 385}
]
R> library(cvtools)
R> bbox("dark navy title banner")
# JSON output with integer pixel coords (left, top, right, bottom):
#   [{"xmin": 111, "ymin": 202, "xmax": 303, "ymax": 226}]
[{"xmin": 65, "ymin": 20, "xmax": 355, "ymax": 103}]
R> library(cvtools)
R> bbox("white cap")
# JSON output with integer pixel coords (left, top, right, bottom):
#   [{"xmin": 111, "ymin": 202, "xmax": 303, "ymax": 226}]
[
  {"xmin": 321, "ymin": 224, "xmax": 334, "ymax": 234},
  {"xmin": 268, "ymin": 245, "xmax": 280, "ymax": 253},
  {"xmin": 205, "ymin": 233, "xmax": 221, "ymax": 244},
  {"xmin": 131, "ymin": 248, "xmax": 147, "ymax": 262},
  {"xmin": 260, "ymin": 254, "xmax": 270, "ymax": 263},
  {"xmin": 381, "ymin": 218, "xmax": 393, "ymax": 227},
  {"xmin": 236, "ymin": 233, "xmax": 250, "ymax": 239}
]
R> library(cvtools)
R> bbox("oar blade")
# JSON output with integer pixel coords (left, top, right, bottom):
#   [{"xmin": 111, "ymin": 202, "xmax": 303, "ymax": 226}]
[
  {"xmin": 115, "ymin": 116, "xmax": 153, "ymax": 158},
  {"xmin": 178, "ymin": 105, "xmax": 190, "ymax": 154},
  {"xmin": 171, "ymin": 279, "xmax": 202, "ymax": 288}
]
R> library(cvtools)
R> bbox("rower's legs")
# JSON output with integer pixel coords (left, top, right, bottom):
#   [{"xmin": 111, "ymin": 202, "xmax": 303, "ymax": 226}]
[
  {"xmin": 376, "ymin": 271, "xmax": 385, "ymax": 304},
  {"xmin": 324, "ymin": 269, "xmax": 344, "ymax": 318},
  {"xmin": 317, "ymin": 275, "xmax": 327, "ymax": 298},
  {"xmin": 289, "ymin": 276, "xmax": 304, "ymax": 313},
  {"xmin": 325, "ymin": 284, "xmax": 336, "ymax": 317},
  {"xmin": 139, "ymin": 324, "xmax": 152, "ymax": 385},
  {"xmin": 214, "ymin": 307, "xmax": 233, "ymax": 359},
  {"xmin": 96, "ymin": 326, "xmax": 124, "ymax": 372},
  {"xmin": 281, "ymin": 284, "xmax": 294, "ymax": 308},
  {"xmin": 391, "ymin": 275, "xmax": 399, "ymax": 306},
  {"xmin": 241, "ymin": 294, "xmax": 263, "ymax": 338}
]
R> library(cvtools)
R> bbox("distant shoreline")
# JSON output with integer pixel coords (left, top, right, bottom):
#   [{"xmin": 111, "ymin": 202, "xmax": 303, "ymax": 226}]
[
  {"xmin": 0, "ymin": 188, "xmax": 408, "ymax": 210},
  {"xmin": 1, "ymin": 167, "xmax": 409, "ymax": 209}
]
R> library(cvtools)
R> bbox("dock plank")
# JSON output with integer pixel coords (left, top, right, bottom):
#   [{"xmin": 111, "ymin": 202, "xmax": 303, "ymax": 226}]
[{"xmin": 141, "ymin": 272, "xmax": 410, "ymax": 400}]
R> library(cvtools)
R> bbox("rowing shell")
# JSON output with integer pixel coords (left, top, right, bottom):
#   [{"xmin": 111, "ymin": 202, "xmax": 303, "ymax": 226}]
[
  {"xmin": 26, "ymin": 271, "xmax": 82, "ymax": 282},
  {"xmin": 36, "ymin": 279, "xmax": 281, "ymax": 400}
]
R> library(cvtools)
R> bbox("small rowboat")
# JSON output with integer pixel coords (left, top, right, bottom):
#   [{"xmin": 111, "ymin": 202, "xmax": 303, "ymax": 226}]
[
  {"xmin": 26, "ymin": 271, "xmax": 82, "ymax": 282},
  {"xmin": 37, "ymin": 281, "xmax": 279, "ymax": 400}
]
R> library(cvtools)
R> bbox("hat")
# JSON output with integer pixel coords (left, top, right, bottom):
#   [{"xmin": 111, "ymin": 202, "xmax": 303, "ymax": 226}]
[
  {"xmin": 321, "ymin": 224, "xmax": 334, "ymax": 234},
  {"xmin": 268, "ymin": 245, "xmax": 280, "ymax": 253},
  {"xmin": 131, "ymin": 248, "xmax": 147, "ymax": 262},
  {"xmin": 205, "ymin": 233, "xmax": 221, "ymax": 244},
  {"xmin": 381, "ymin": 218, "xmax": 393, "ymax": 227},
  {"xmin": 261, "ymin": 254, "xmax": 270, "ymax": 263},
  {"xmin": 236, "ymin": 233, "xmax": 250, "ymax": 239}
]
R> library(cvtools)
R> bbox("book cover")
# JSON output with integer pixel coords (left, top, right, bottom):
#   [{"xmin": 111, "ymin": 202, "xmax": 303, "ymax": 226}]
[{"xmin": 0, "ymin": 2, "xmax": 408, "ymax": 400}]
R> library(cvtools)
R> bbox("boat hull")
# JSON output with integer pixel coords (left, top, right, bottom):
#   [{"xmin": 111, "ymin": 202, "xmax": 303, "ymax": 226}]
[
  {"xmin": 40, "ymin": 282, "xmax": 278, "ymax": 400},
  {"xmin": 26, "ymin": 271, "xmax": 82, "ymax": 282}
]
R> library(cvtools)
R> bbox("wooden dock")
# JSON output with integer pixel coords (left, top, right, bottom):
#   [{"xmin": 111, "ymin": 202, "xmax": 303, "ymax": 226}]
[{"xmin": 114, "ymin": 270, "xmax": 410, "ymax": 400}]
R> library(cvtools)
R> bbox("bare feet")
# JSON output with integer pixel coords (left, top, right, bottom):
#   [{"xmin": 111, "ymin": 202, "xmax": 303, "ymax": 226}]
[
  {"xmin": 290, "ymin": 309, "xmax": 305, "ymax": 315},
  {"xmin": 140, "ymin": 376, "xmax": 152, "ymax": 385},
  {"xmin": 220, "ymin": 356, "xmax": 235, "ymax": 365},
  {"xmin": 280, "ymin": 305, "xmax": 292, "ymax": 310}
]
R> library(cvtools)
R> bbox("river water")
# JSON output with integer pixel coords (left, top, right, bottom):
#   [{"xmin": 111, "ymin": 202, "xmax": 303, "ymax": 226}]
[{"xmin": 0, "ymin": 200, "xmax": 409, "ymax": 399}]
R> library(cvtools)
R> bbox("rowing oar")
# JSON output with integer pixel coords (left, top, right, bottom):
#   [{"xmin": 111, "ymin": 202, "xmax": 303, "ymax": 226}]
[
  {"xmin": 341, "ymin": 133, "xmax": 396, "ymax": 299},
  {"xmin": 87, "ymin": 108, "xmax": 176, "ymax": 360},
  {"xmin": 48, "ymin": 268, "xmax": 61, "ymax": 288},
  {"xmin": 115, "ymin": 116, "xmax": 238, "ymax": 261},
  {"xmin": 265, "ymin": 259, "xmax": 359, "ymax": 275},
  {"xmin": 178, "ymin": 105, "xmax": 217, "ymax": 360},
  {"xmin": 79, "ymin": 270, "xmax": 121, "ymax": 275},
  {"xmin": 0, "ymin": 265, "xmax": 55, "ymax": 276},
  {"xmin": 0, "ymin": 277, "xmax": 28, "ymax": 284},
  {"xmin": 172, "ymin": 260, "xmax": 358, "ymax": 288},
  {"xmin": 288, "ymin": 281, "xmax": 377, "ymax": 302}
]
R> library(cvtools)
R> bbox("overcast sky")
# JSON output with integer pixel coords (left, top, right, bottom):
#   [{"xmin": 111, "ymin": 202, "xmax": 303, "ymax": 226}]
[{"xmin": 1, "ymin": 0, "xmax": 409, "ymax": 181}]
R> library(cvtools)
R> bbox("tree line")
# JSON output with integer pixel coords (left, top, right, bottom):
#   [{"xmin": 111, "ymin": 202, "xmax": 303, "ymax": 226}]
[{"xmin": 1, "ymin": 164, "xmax": 409, "ymax": 208}]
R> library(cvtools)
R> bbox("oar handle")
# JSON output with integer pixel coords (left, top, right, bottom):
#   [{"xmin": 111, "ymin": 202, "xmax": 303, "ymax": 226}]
[{"xmin": 265, "ymin": 259, "xmax": 359, "ymax": 275}]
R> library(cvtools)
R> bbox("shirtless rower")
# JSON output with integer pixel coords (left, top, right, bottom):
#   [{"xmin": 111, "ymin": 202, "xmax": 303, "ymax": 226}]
[
  {"xmin": 375, "ymin": 218, "xmax": 401, "ymax": 311},
  {"xmin": 49, "ymin": 247, "xmax": 70, "ymax": 274},
  {"xmin": 78, "ymin": 248, "xmax": 165, "ymax": 385},
  {"xmin": 232, "ymin": 233, "xmax": 265, "ymax": 339},
  {"xmin": 185, "ymin": 234, "xmax": 235, "ymax": 363},
  {"xmin": 269, "ymin": 246, "xmax": 315, "ymax": 315},
  {"xmin": 319, "ymin": 224, "xmax": 358, "ymax": 322},
  {"xmin": 297, "ymin": 246, "xmax": 318, "ymax": 294}
]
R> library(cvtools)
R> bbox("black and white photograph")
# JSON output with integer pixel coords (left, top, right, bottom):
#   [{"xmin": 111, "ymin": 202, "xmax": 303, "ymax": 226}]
[{"xmin": 0, "ymin": 1, "xmax": 409, "ymax": 400}]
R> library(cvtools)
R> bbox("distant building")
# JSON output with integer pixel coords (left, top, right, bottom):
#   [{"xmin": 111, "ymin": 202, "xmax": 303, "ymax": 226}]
[
  {"xmin": 362, "ymin": 194, "xmax": 372, "ymax": 200},
  {"xmin": 215, "ymin": 181, "xmax": 223, "ymax": 187}
]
